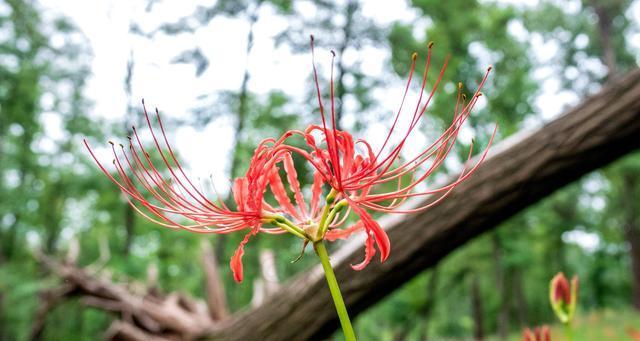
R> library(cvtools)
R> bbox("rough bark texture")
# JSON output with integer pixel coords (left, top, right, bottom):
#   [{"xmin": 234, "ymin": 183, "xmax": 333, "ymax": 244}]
[{"xmin": 205, "ymin": 69, "xmax": 640, "ymax": 341}]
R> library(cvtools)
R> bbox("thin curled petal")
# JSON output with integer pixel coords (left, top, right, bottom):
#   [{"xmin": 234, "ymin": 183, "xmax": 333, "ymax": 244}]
[
  {"xmin": 351, "ymin": 231, "xmax": 376, "ymax": 271},
  {"xmin": 230, "ymin": 229, "xmax": 258, "ymax": 283},
  {"xmin": 325, "ymin": 221, "xmax": 363, "ymax": 241},
  {"xmin": 268, "ymin": 167, "xmax": 302, "ymax": 221},
  {"xmin": 351, "ymin": 203, "xmax": 390, "ymax": 264},
  {"xmin": 283, "ymin": 153, "xmax": 308, "ymax": 218}
]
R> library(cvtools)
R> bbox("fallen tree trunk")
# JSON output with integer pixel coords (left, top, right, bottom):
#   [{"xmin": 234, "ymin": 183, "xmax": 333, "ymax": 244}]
[
  {"xmin": 34, "ymin": 253, "xmax": 216, "ymax": 340},
  {"xmin": 206, "ymin": 69, "xmax": 640, "ymax": 340}
]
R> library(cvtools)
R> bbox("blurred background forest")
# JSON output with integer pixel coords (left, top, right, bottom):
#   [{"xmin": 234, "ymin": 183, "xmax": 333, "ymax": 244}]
[{"xmin": 1, "ymin": 0, "xmax": 640, "ymax": 340}]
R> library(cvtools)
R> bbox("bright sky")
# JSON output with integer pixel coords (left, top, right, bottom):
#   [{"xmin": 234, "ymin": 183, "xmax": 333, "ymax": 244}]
[
  {"xmin": 39, "ymin": 0, "xmax": 639, "ymax": 196},
  {"xmin": 38, "ymin": 0, "xmax": 422, "ymax": 191}
]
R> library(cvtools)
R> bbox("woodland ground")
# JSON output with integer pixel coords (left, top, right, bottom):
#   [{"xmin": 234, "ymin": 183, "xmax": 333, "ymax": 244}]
[{"xmin": 487, "ymin": 309, "xmax": 640, "ymax": 341}]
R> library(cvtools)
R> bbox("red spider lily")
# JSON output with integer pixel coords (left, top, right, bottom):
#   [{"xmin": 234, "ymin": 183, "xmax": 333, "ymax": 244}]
[
  {"xmin": 85, "ymin": 37, "xmax": 495, "ymax": 283},
  {"xmin": 551, "ymin": 273, "xmax": 571, "ymax": 304},
  {"xmin": 523, "ymin": 326, "xmax": 551, "ymax": 341},
  {"xmin": 84, "ymin": 102, "xmax": 320, "ymax": 282},
  {"xmin": 549, "ymin": 272, "xmax": 578, "ymax": 323},
  {"xmin": 293, "ymin": 36, "xmax": 496, "ymax": 269}
]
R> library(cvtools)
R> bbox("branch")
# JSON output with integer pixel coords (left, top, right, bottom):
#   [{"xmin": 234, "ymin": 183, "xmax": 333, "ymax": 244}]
[
  {"xmin": 35, "ymin": 252, "xmax": 215, "ymax": 340},
  {"xmin": 206, "ymin": 69, "xmax": 640, "ymax": 340},
  {"xmin": 251, "ymin": 249, "xmax": 280, "ymax": 307},
  {"xmin": 200, "ymin": 240, "xmax": 229, "ymax": 320}
]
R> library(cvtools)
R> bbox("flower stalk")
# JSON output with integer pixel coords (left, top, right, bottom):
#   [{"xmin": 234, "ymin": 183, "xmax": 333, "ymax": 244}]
[{"xmin": 314, "ymin": 240, "xmax": 356, "ymax": 341}]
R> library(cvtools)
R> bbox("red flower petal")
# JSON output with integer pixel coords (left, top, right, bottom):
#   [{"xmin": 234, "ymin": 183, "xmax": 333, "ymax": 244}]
[
  {"xmin": 355, "ymin": 205, "xmax": 390, "ymax": 263},
  {"xmin": 351, "ymin": 231, "xmax": 376, "ymax": 271},
  {"xmin": 551, "ymin": 272, "xmax": 571, "ymax": 304},
  {"xmin": 283, "ymin": 153, "xmax": 308, "ymax": 218},
  {"xmin": 310, "ymin": 171, "xmax": 325, "ymax": 217},
  {"xmin": 325, "ymin": 221, "xmax": 363, "ymax": 241},
  {"xmin": 268, "ymin": 167, "xmax": 301, "ymax": 220},
  {"xmin": 522, "ymin": 328, "xmax": 534, "ymax": 341},
  {"xmin": 233, "ymin": 177, "xmax": 248, "ymax": 212},
  {"xmin": 230, "ymin": 229, "xmax": 257, "ymax": 283}
]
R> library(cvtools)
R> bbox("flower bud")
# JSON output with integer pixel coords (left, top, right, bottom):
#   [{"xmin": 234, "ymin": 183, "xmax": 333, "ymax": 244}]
[
  {"xmin": 549, "ymin": 272, "xmax": 578, "ymax": 324},
  {"xmin": 523, "ymin": 326, "xmax": 551, "ymax": 341}
]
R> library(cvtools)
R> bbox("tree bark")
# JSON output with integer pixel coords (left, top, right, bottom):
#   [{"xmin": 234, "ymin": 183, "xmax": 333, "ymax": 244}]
[{"xmin": 204, "ymin": 69, "xmax": 640, "ymax": 341}]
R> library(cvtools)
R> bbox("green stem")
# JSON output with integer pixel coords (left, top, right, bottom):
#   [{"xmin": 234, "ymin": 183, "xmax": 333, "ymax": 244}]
[
  {"xmin": 314, "ymin": 241, "xmax": 356, "ymax": 341},
  {"xmin": 316, "ymin": 189, "xmax": 338, "ymax": 240},
  {"xmin": 263, "ymin": 215, "xmax": 308, "ymax": 239},
  {"xmin": 563, "ymin": 322, "xmax": 573, "ymax": 341}
]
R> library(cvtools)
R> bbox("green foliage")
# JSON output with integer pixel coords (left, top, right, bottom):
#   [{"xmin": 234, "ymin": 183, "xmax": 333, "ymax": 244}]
[{"xmin": 389, "ymin": 0, "xmax": 537, "ymax": 136}]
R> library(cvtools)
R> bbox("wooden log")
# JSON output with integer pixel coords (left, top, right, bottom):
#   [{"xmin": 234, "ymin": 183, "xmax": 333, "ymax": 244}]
[
  {"xmin": 35, "ymin": 253, "xmax": 215, "ymax": 340},
  {"xmin": 200, "ymin": 241, "xmax": 229, "ymax": 320},
  {"xmin": 205, "ymin": 69, "xmax": 640, "ymax": 340}
]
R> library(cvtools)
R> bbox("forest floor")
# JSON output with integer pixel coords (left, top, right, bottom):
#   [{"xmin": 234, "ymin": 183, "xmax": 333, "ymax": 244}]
[{"xmin": 487, "ymin": 309, "xmax": 640, "ymax": 341}]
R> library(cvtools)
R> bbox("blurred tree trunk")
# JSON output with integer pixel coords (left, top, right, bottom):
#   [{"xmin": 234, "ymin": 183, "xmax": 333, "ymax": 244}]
[
  {"xmin": 220, "ymin": 0, "xmax": 265, "ymax": 288},
  {"xmin": 392, "ymin": 328, "xmax": 409, "ymax": 341},
  {"xmin": 418, "ymin": 268, "xmax": 439, "ymax": 341},
  {"xmin": 252, "ymin": 249, "xmax": 280, "ymax": 307},
  {"xmin": 4, "ymin": 203, "xmax": 22, "ymax": 258},
  {"xmin": 590, "ymin": 1, "xmax": 617, "ymax": 78},
  {"xmin": 0, "ymin": 100, "xmax": 4, "ymax": 262},
  {"xmin": 512, "ymin": 268, "xmax": 528, "ymax": 326},
  {"xmin": 492, "ymin": 234, "xmax": 509, "ymax": 340},
  {"xmin": 44, "ymin": 181, "xmax": 64, "ymax": 254},
  {"xmin": 622, "ymin": 172, "xmax": 640, "ymax": 310},
  {"xmin": 4, "ymin": 124, "xmax": 31, "ymax": 258},
  {"xmin": 333, "ymin": 0, "xmax": 358, "ymax": 129},
  {"xmin": 471, "ymin": 276, "xmax": 484, "ymax": 341},
  {"xmin": 204, "ymin": 69, "xmax": 640, "ymax": 341},
  {"xmin": 551, "ymin": 199, "xmax": 577, "ymax": 271},
  {"xmin": 0, "ymin": 291, "xmax": 4, "ymax": 340},
  {"xmin": 590, "ymin": 0, "xmax": 640, "ymax": 311},
  {"xmin": 201, "ymin": 241, "xmax": 229, "ymax": 320},
  {"xmin": 231, "ymin": 0, "xmax": 264, "ymax": 178}
]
